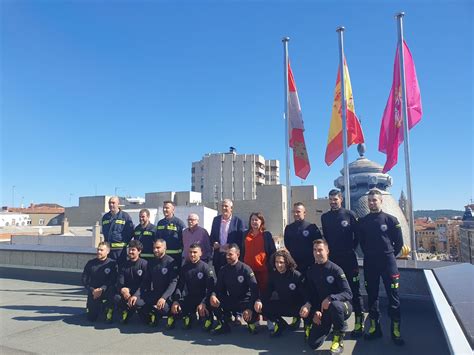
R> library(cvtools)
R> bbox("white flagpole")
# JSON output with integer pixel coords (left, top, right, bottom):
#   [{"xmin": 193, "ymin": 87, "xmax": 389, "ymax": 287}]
[
  {"xmin": 396, "ymin": 12, "xmax": 417, "ymax": 261},
  {"xmin": 336, "ymin": 27, "xmax": 351, "ymax": 210},
  {"xmin": 282, "ymin": 37, "xmax": 292, "ymax": 224}
]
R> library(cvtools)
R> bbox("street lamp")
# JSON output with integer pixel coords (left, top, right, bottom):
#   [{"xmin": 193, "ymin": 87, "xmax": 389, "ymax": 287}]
[{"xmin": 11, "ymin": 185, "xmax": 16, "ymax": 207}]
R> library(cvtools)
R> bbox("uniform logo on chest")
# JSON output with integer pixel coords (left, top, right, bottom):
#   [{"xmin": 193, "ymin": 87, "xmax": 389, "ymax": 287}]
[
  {"xmin": 289, "ymin": 283, "xmax": 296, "ymax": 290},
  {"xmin": 162, "ymin": 268, "xmax": 168, "ymax": 275},
  {"xmin": 104, "ymin": 268, "xmax": 111, "ymax": 274},
  {"xmin": 197, "ymin": 272, "xmax": 204, "ymax": 279},
  {"xmin": 137, "ymin": 270, "xmax": 143, "ymax": 276},
  {"xmin": 237, "ymin": 275, "xmax": 244, "ymax": 283},
  {"xmin": 326, "ymin": 276, "xmax": 335, "ymax": 284},
  {"xmin": 380, "ymin": 224, "xmax": 388, "ymax": 232},
  {"xmin": 302, "ymin": 230, "xmax": 309, "ymax": 237},
  {"xmin": 341, "ymin": 220, "xmax": 349, "ymax": 228}
]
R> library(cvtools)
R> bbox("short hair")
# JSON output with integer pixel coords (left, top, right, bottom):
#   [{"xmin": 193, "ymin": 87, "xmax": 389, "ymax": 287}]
[
  {"xmin": 189, "ymin": 242, "xmax": 202, "ymax": 250},
  {"xmin": 109, "ymin": 196, "xmax": 120, "ymax": 203},
  {"xmin": 139, "ymin": 208, "xmax": 150, "ymax": 217},
  {"xmin": 328, "ymin": 189, "xmax": 342, "ymax": 198},
  {"xmin": 248, "ymin": 212, "xmax": 266, "ymax": 232},
  {"xmin": 188, "ymin": 213, "xmax": 199, "ymax": 221},
  {"xmin": 368, "ymin": 189, "xmax": 383, "ymax": 197},
  {"xmin": 128, "ymin": 240, "xmax": 143, "ymax": 251},
  {"xmin": 163, "ymin": 200, "xmax": 175, "ymax": 207},
  {"xmin": 293, "ymin": 202, "xmax": 305, "ymax": 208},
  {"xmin": 97, "ymin": 241, "xmax": 110, "ymax": 249},
  {"xmin": 222, "ymin": 199, "xmax": 233, "ymax": 208},
  {"xmin": 154, "ymin": 238, "xmax": 167, "ymax": 247},
  {"xmin": 271, "ymin": 248, "xmax": 297, "ymax": 272},
  {"xmin": 227, "ymin": 243, "xmax": 240, "ymax": 253},
  {"xmin": 313, "ymin": 238, "xmax": 328, "ymax": 247}
]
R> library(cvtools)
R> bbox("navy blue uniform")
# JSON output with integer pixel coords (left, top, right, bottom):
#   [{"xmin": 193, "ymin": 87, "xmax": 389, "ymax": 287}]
[
  {"xmin": 173, "ymin": 260, "xmax": 215, "ymax": 320},
  {"xmin": 137, "ymin": 254, "xmax": 178, "ymax": 319},
  {"xmin": 262, "ymin": 269, "xmax": 307, "ymax": 322},
  {"xmin": 305, "ymin": 261, "xmax": 352, "ymax": 350},
  {"xmin": 82, "ymin": 257, "xmax": 118, "ymax": 321},
  {"xmin": 212, "ymin": 261, "xmax": 259, "ymax": 325},
  {"xmin": 102, "ymin": 210, "xmax": 134, "ymax": 265},
  {"xmin": 133, "ymin": 223, "xmax": 156, "ymax": 261},
  {"xmin": 156, "ymin": 216, "xmax": 186, "ymax": 268},
  {"xmin": 284, "ymin": 220, "xmax": 322, "ymax": 274},
  {"xmin": 358, "ymin": 211, "xmax": 403, "ymax": 322},
  {"xmin": 321, "ymin": 208, "xmax": 363, "ymax": 315},
  {"xmin": 114, "ymin": 258, "xmax": 148, "ymax": 314}
]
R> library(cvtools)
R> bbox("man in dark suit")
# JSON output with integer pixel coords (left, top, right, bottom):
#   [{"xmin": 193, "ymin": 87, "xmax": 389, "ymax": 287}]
[{"xmin": 210, "ymin": 199, "xmax": 244, "ymax": 273}]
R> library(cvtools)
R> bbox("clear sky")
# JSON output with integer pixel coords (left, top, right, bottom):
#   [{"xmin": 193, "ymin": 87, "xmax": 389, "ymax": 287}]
[{"xmin": 1, "ymin": 0, "xmax": 472, "ymax": 210}]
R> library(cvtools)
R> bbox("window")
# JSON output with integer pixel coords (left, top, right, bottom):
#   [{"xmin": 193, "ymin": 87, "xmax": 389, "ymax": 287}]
[{"xmin": 39, "ymin": 218, "xmax": 45, "ymax": 226}]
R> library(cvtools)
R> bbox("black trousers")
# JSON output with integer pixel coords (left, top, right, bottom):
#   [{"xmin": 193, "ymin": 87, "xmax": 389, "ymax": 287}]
[
  {"xmin": 137, "ymin": 293, "xmax": 171, "ymax": 319},
  {"xmin": 113, "ymin": 293, "xmax": 139, "ymax": 312},
  {"xmin": 174, "ymin": 296, "xmax": 213, "ymax": 321},
  {"xmin": 364, "ymin": 253, "xmax": 401, "ymax": 322},
  {"xmin": 108, "ymin": 247, "xmax": 127, "ymax": 266},
  {"xmin": 331, "ymin": 252, "xmax": 364, "ymax": 315},
  {"xmin": 211, "ymin": 296, "xmax": 257, "ymax": 324},
  {"xmin": 308, "ymin": 301, "xmax": 352, "ymax": 350},
  {"xmin": 86, "ymin": 288, "xmax": 114, "ymax": 321},
  {"xmin": 262, "ymin": 299, "xmax": 305, "ymax": 322}
]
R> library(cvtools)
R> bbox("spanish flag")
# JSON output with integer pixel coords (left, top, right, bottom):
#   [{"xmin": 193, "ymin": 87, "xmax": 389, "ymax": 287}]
[{"xmin": 325, "ymin": 59, "xmax": 364, "ymax": 166}]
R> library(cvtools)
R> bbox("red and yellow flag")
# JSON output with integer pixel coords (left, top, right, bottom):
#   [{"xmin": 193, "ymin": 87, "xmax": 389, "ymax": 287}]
[{"xmin": 325, "ymin": 59, "xmax": 364, "ymax": 166}]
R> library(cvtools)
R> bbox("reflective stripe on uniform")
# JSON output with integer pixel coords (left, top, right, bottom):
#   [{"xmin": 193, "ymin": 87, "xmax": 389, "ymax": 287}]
[
  {"xmin": 166, "ymin": 249, "xmax": 183, "ymax": 255},
  {"xmin": 111, "ymin": 242, "xmax": 127, "ymax": 248},
  {"xmin": 143, "ymin": 231, "xmax": 153, "ymax": 236},
  {"xmin": 115, "ymin": 220, "xmax": 126, "ymax": 225},
  {"xmin": 102, "ymin": 220, "xmax": 110, "ymax": 225},
  {"xmin": 141, "ymin": 253, "xmax": 154, "ymax": 258}
]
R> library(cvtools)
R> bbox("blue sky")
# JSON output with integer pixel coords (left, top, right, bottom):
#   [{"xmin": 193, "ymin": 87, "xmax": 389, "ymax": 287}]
[{"xmin": 1, "ymin": 0, "xmax": 472, "ymax": 210}]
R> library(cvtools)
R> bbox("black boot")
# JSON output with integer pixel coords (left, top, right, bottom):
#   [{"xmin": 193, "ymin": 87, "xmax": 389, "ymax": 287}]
[{"xmin": 364, "ymin": 318, "xmax": 382, "ymax": 340}]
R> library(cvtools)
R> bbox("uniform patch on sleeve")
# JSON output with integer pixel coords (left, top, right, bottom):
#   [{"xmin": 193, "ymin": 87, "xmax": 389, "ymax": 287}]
[
  {"xmin": 395, "ymin": 224, "xmax": 401, "ymax": 228},
  {"xmin": 340, "ymin": 273, "xmax": 346, "ymax": 280}
]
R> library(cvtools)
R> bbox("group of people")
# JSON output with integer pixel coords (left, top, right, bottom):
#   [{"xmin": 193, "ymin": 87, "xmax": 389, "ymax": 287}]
[{"xmin": 82, "ymin": 189, "xmax": 404, "ymax": 353}]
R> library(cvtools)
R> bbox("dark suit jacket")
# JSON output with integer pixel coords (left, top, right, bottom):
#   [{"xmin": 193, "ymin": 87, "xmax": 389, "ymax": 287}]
[{"xmin": 210, "ymin": 215, "xmax": 244, "ymax": 247}]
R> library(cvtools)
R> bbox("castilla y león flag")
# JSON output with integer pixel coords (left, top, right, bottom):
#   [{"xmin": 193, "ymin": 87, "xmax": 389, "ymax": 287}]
[
  {"xmin": 378, "ymin": 40, "xmax": 422, "ymax": 173},
  {"xmin": 288, "ymin": 62, "xmax": 310, "ymax": 179},
  {"xmin": 325, "ymin": 59, "xmax": 364, "ymax": 166}
]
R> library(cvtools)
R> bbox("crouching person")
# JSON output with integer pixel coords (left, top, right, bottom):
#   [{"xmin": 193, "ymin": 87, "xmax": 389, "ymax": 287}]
[
  {"xmin": 300, "ymin": 239, "xmax": 352, "ymax": 354},
  {"xmin": 254, "ymin": 249, "xmax": 308, "ymax": 337},
  {"xmin": 169, "ymin": 243, "xmax": 215, "ymax": 330},
  {"xmin": 209, "ymin": 244, "xmax": 259, "ymax": 335},
  {"xmin": 136, "ymin": 239, "xmax": 178, "ymax": 327},
  {"xmin": 82, "ymin": 242, "xmax": 118, "ymax": 322},
  {"xmin": 113, "ymin": 240, "xmax": 148, "ymax": 323}
]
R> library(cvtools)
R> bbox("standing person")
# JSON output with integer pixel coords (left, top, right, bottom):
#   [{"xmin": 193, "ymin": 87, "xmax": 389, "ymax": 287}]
[
  {"xmin": 136, "ymin": 239, "xmax": 179, "ymax": 328},
  {"xmin": 210, "ymin": 199, "xmax": 244, "ymax": 272},
  {"xmin": 209, "ymin": 244, "xmax": 259, "ymax": 335},
  {"xmin": 101, "ymin": 196, "xmax": 134, "ymax": 265},
  {"xmin": 300, "ymin": 239, "xmax": 352, "ymax": 354},
  {"xmin": 133, "ymin": 208, "xmax": 156, "ymax": 262},
  {"xmin": 254, "ymin": 249, "xmax": 307, "ymax": 337},
  {"xmin": 113, "ymin": 240, "xmax": 148, "ymax": 324},
  {"xmin": 239, "ymin": 212, "xmax": 276, "ymax": 297},
  {"xmin": 358, "ymin": 189, "xmax": 404, "ymax": 345},
  {"xmin": 284, "ymin": 202, "xmax": 322, "ymax": 274},
  {"xmin": 182, "ymin": 213, "xmax": 212, "ymax": 263},
  {"xmin": 156, "ymin": 201, "xmax": 186, "ymax": 268},
  {"xmin": 169, "ymin": 243, "xmax": 215, "ymax": 331},
  {"xmin": 82, "ymin": 242, "xmax": 118, "ymax": 323},
  {"xmin": 321, "ymin": 189, "xmax": 364, "ymax": 337}
]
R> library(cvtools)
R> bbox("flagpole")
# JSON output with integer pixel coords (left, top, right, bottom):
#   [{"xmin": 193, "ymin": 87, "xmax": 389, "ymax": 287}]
[
  {"xmin": 336, "ymin": 27, "xmax": 351, "ymax": 210},
  {"xmin": 396, "ymin": 12, "xmax": 417, "ymax": 261},
  {"xmin": 282, "ymin": 37, "xmax": 292, "ymax": 224}
]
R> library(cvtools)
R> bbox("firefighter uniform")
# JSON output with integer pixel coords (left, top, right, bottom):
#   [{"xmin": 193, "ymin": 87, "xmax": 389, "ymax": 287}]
[
  {"xmin": 305, "ymin": 260, "xmax": 353, "ymax": 350},
  {"xmin": 211, "ymin": 261, "xmax": 259, "ymax": 334},
  {"xmin": 156, "ymin": 216, "xmax": 186, "ymax": 268},
  {"xmin": 133, "ymin": 223, "xmax": 156, "ymax": 261},
  {"xmin": 284, "ymin": 220, "xmax": 322, "ymax": 274},
  {"xmin": 136, "ymin": 254, "xmax": 178, "ymax": 325},
  {"xmin": 113, "ymin": 257, "xmax": 148, "ymax": 323},
  {"xmin": 321, "ymin": 208, "xmax": 364, "ymax": 328},
  {"xmin": 358, "ymin": 211, "xmax": 403, "ymax": 342},
  {"xmin": 102, "ymin": 210, "xmax": 134, "ymax": 265},
  {"xmin": 261, "ymin": 268, "xmax": 308, "ymax": 335},
  {"xmin": 82, "ymin": 257, "xmax": 118, "ymax": 322},
  {"xmin": 171, "ymin": 259, "xmax": 215, "ymax": 329}
]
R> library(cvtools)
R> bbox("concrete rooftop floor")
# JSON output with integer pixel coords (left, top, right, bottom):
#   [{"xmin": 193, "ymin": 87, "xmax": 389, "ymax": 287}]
[{"xmin": 0, "ymin": 278, "xmax": 449, "ymax": 355}]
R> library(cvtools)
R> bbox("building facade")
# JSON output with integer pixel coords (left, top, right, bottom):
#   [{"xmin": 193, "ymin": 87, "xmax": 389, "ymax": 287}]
[
  {"xmin": 191, "ymin": 149, "xmax": 280, "ymax": 207},
  {"xmin": 460, "ymin": 205, "xmax": 474, "ymax": 264}
]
